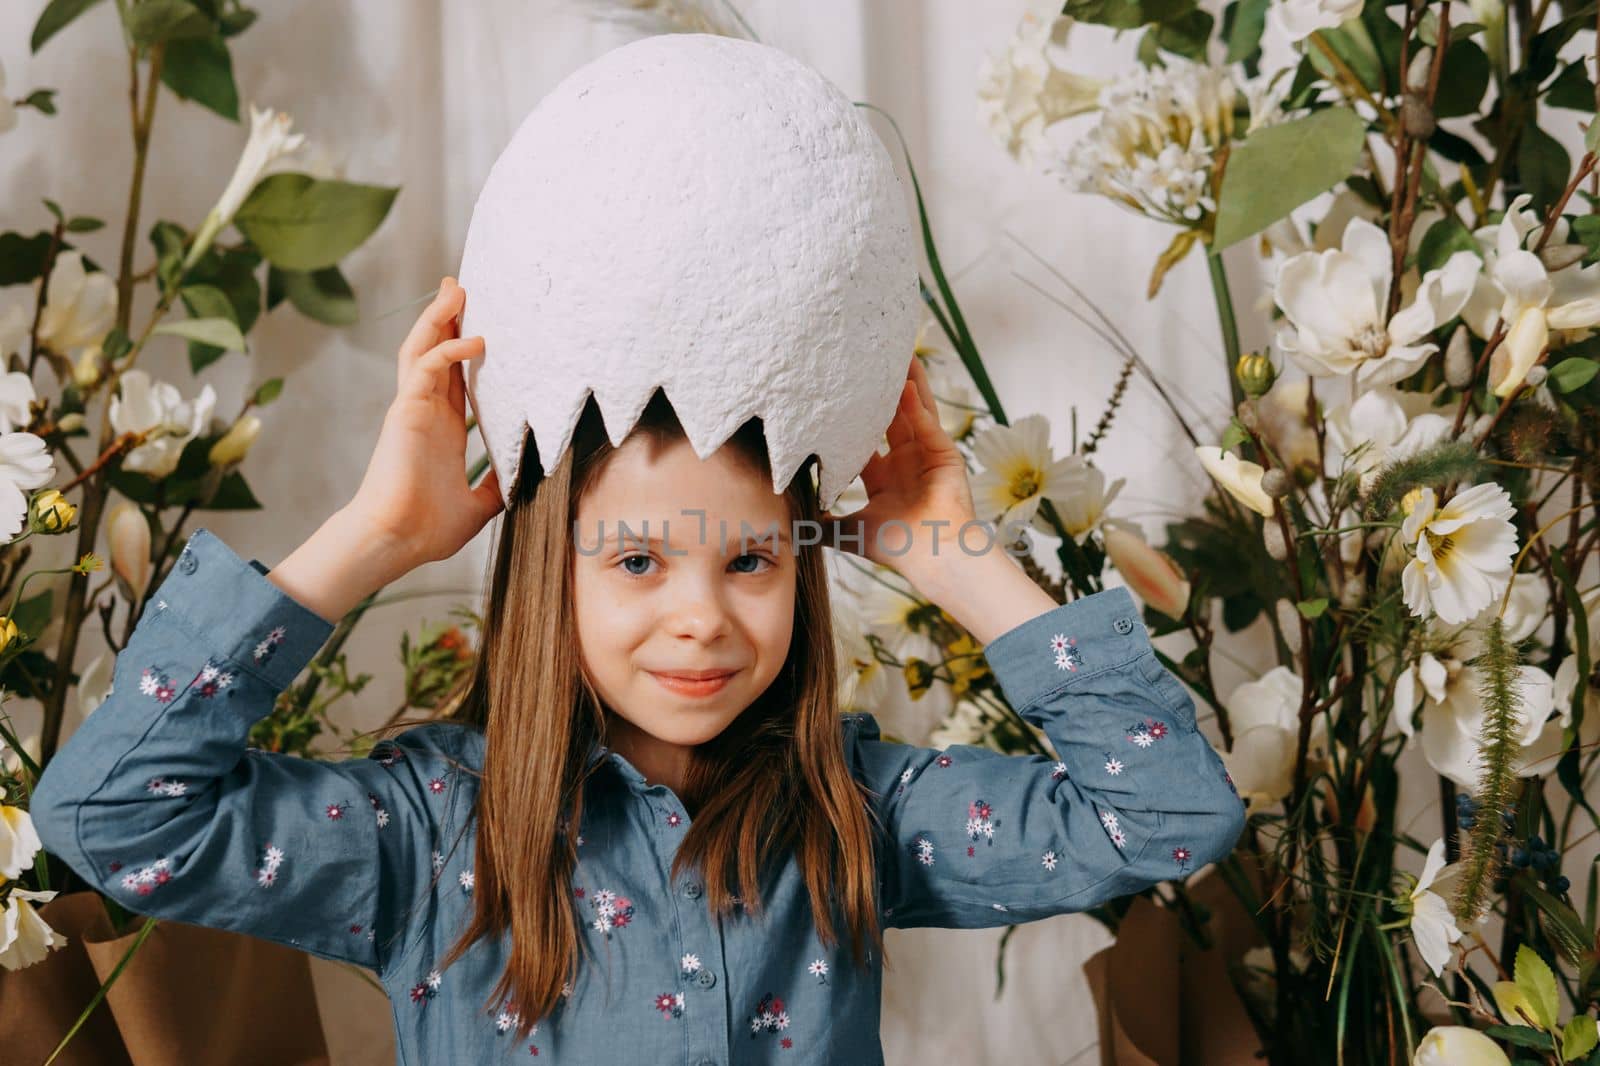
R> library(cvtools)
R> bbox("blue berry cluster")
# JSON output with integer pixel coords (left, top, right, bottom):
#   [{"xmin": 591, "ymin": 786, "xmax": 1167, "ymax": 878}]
[
  {"xmin": 1458, "ymin": 795, "xmax": 1570, "ymax": 895},
  {"xmin": 1455, "ymin": 793, "xmax": 1514, "ymax": 832}
]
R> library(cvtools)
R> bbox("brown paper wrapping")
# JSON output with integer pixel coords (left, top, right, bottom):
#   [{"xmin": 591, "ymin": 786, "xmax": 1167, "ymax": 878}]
[
  {"xmin": 1082, "ymin": 860, "xmax": 1270, "ymax": 1065},
  {"xmin": 0, "ymin": 890, "xmax": 331, "ymax": 1066}
]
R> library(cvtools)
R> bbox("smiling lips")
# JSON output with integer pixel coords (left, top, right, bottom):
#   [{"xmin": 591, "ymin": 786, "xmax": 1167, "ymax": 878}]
[{"xmin": 649, "ymin": 668, "xmax": 739, "ymax": 698}]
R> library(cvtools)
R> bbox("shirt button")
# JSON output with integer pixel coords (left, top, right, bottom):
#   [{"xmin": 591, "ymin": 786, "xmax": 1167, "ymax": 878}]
[
  {"xmin": 1113, "ymin": 616, "xmax": 1133, "ymax": 634},
  {"xmin": 178, "ymin": 551, "xmax": 198, "ymax": 575},
  {"xmin": 682, "ymin": 881, "xmax": 702, "ymax": 899},
  {"xmin": 695, "ymin": 969, "xmax": 716, "ymax": 989}
]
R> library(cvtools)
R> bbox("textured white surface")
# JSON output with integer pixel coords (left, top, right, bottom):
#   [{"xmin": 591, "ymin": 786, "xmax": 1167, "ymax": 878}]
[{"xmin": 456, "ymin": 32, "xmax": 920, "ymax": 510}]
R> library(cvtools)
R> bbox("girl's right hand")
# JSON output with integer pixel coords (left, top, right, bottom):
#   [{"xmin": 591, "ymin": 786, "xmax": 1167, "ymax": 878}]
[{"xmin": 344, "ymin": 276, "xmax": 505, "ymax": 569}]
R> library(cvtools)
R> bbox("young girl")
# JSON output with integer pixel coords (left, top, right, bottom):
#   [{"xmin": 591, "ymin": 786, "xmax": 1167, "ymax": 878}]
[{"xmin": 32, "ymin": 277, "xmax": 1246, "ymax": 1064}]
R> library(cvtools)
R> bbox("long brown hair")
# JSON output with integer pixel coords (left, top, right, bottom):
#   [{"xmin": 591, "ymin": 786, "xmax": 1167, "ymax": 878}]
[{"xmin": 395, "ymin": 390, "xmax": 885, "ymax": 1038}]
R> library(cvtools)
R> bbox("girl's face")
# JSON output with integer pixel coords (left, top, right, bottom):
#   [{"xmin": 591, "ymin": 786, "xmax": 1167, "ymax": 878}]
[{"xmin": 571, "ymin": 434, "xmax": 797, "ymax": 778}]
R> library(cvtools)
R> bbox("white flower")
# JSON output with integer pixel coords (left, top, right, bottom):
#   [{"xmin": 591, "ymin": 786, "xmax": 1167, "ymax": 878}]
[
  {"xmin": 807, "ymin": 958, "xmax": 828, "ymax": 978},
  {"xmin": 1193, "ymin": 445, "xmax": 1274, "ymax": 517},
  {"xmin": 36, "ymin": 251, "xmax": 117, "ymax": 357},
  {"xmin": 0, "ymin": 371, "xmax": 37, "ymax": 434},
  {"xmin": 0, "ymin": 804, "xmax": 43, "ymax": 879},
  {"xmin": 970, "ymin": 414, "xmax": 1089, "ymax": 532},
  {"xmin": 1406, "ymin": 838, "xmax": 1463, "ymax": 977},
  {"xmin": 681, "ymin": 953, "xmax": 702, "ymax": 973},
  {"xmin": 1399, "ymin": 483, "xmax": 1517, "ymax": 624},
  {"xmin": 214, "ymin": 103, "xmax": 306, "ymax": 229},
  {"xmin": 0, "ymin": 887, "xmax": 67, "ymax": 971},
  {"xmin": 1221, "ymin": 666, "xmax": 1328, "ymax": 809},
  {"xmin": 1054, "ymin": 59, "xmax": 1241, "ymax": 225},
  {"xmin": 928, "ymin": 701, "xmax": 997, "ymax": 750},
  {"xmin": 0, "ymin": 431, "xmax": 54, "ymax": 539},
  {"xmin": 1275, "ymin": 0, "xmax": 1364, "ymax": 42},
  {"xmin": 1274, "ymin": 216, "xmax": 1478, "ymax": 392},
  {"xmin": 1324, "ymin": 385, "xmax": 1454, "ymax": 494},
  {"xmin": 1412, "ymin": 1026, "xmax": 1510, "ymax": 1066},
  {"xmin": 1459, "ymin": 194, "xmax": 1600, "ymax": 397},
  {"xmin": 833, "ymin": 600, "xmax": 890, "ymax": 714},
  {"xmin": 0, "ymin": 59, "xmax": 17, "ymax": 135},
  {"xmin": 108, "ymin": 369, "xmax": 218, "ymax": 478},
  {"xmin": 977, "ymin": 12, "xmax": 1106, "ymax": 166},
  {"xmin": 1052, "ymin": 462, "xmax": 1123, "ymax": 545}
]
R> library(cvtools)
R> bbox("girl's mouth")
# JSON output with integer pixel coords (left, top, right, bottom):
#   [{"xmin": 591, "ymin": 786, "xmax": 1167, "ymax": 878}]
[{"xmin": 649, "ymin": 670, "xmax": 737, "ymax": 698}]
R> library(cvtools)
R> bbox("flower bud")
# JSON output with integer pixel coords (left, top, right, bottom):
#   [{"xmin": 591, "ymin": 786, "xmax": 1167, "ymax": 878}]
[
  {"xmin": 108, "ymin": 502, "xmax": 152, "ymax": 604},
  {"xmin": 29, "ymin": 489, "xmax": 77, "ymax": 534},
  {"xmin": 1444, "ymin": 325, "xmax": 1474, "ymax": 389},
  {"xmin": 73, "ymin": 345, "xmax": 104, "ymax": 390},
  {"xmin": 1339, "ymin": 571, "xmax": 1366, "ymax": 609},
  {"xmin": 1524, "ymin": 364, "xmax": 1547, "ymax": 388},
  {"xmin": 1235, "ymin": 352, "xmax": 1276, "ymax": 398},
  {"xmin": 1276, "ymin": 598, "xmax": 1302, "ymax": 655},
  {"xmin": 1472, "ymin": 412, "xmax": 1495, "ymax": 439},
  {"xmin": 1261, "ymin": 468, "xmax": 1291, "ymax": 498},
  {"xmin": 1405, "ymin": 46, "xmax": 1434, "ymax": 91},
  {"xmin": 903, "ymin": 658, "xmax": 934, "ymax": 701},
  {"xmin": 1103, "ymin": 522, "xmax": 1191, "ymax": 619},
  {"xmin": 1263, "ymin": 520, "xmax": 1288, "ymax": 561},
  {"xmin": 208, "ymin": 414, "xmax": 262, "ymax": 467},
  {"xmin": 1401, "ymin": 93, "xmax": 1435, "ymax": 139},
  {"xmin": 57, "ymin": 412, "xmax": 86, "ymax": 434},
  {"xmin": 0, "ymin": 616, "xmax": 19, "ymax": 654}
]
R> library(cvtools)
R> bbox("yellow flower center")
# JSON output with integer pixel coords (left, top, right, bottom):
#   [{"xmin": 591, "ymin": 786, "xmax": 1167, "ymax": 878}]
[{"xmin": 1008, "ymin": 469, "xmax": 1041, "ymax": 501}]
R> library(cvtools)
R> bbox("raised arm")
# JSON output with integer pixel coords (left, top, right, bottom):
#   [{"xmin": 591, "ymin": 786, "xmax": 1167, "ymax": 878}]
[
  {"xmin": 29, "ymin": 526, "xmax": 472, "ymax": 977},
  {"xmin": 846, "ymin": 583, "xmax": 1246, "ymax": 929}
]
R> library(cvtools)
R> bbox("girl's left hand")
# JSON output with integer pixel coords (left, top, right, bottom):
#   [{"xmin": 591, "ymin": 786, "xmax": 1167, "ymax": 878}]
[{"xmin": 819, "ymin": 355, "xmax": 977, "ymax": 586}]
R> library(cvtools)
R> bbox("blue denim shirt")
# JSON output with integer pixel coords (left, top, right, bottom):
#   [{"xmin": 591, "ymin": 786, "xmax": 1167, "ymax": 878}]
[{"xmin": 32, "ymin": 527, "xmax": 1245, "ymax": 1065}]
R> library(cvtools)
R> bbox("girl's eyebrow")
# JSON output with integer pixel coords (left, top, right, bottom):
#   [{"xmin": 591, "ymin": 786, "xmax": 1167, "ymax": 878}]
[{"xmin": 596, "ymin": 526, "xmax": 793, "ymax": 547}]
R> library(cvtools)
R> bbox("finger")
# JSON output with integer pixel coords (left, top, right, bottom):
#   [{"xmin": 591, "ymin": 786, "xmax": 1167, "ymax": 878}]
[
  {"xmin": 412, "ymin": 335, "xmax": 486, "ymax": 394},
  {"xmin": 447, "ymin": 353, "xmax": 465, "ymax": 415},
  {"xmin": 908, "ymin": 355, "xmax": 937, "ymax": 417},
  {"xmin": 470, "ymin": 466, "xmax": 505, "ymax": 522},
  {"xmin": 857, "ymin": 449, "xmax": 891, "ymax": 496},
  {"xmin": 398, "ymin": 278, "xmax": 464, "ymax": 366},
  {"xmin": 884, "ymin": 381, "xmax": 917, "ymax": 452}
]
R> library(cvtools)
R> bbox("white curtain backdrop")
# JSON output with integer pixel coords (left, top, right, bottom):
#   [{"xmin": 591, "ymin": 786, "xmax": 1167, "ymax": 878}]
[{"xmin": 2, "ymin": 1, "xmax": 1450, "ymax": 1062}]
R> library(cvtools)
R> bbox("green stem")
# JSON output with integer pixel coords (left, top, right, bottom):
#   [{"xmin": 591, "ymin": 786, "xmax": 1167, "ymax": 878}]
[{"xmin": 1206, "ymin": 249, "xmax": 1246, "ymax": 413}]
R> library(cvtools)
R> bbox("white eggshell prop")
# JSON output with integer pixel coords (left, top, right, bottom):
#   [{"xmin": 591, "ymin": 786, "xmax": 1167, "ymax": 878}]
[{"xmin": 456, "ymin": 33, "xmax": 920, "ymax": 510}]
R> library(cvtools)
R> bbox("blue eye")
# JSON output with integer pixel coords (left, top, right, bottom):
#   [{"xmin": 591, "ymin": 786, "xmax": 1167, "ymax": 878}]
[
  {"xmin": 731, "ymin": 553, "xmax": 772, "ymax": 574},
  {"xmin": 619, "ymin": 554, "xmax": 656, "ymax": 576}
]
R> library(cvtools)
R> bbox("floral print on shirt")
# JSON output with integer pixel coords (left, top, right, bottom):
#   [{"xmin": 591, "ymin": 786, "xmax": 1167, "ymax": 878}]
[
  {"xmin": 749, "ymin": 992, "xmax": 791, "ymax": 1037},
  {"xmin": 587, "ymin": 887, "xmax": 634, "ymax": 937}
]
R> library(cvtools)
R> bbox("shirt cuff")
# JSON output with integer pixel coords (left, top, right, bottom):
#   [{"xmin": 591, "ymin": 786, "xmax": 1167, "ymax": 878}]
[
  {"xmin": 980, "ymin": 584, "xmax": 1152, "ymax": 714},
  {"xmin": 146, "ymin": 527, "xmax": 337, "ymax": 690}
]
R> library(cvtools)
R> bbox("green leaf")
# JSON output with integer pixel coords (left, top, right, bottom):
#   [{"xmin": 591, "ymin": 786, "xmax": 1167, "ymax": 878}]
[
  {"xmin": 1154, "ymin": 8, "xmax": 1213, "ymax": 60},
  {"xmin": 23, "ymin": 88, "xmax": 59, "ymax": 116},
  {"xmin": 1514, "ymin": 944, "xmax": 1559, "ymax": 1030},
  {"xmin": 204, "ymin": 472, "xmax": 262, "ymax": 510},
  {"xmin": 1223, "ymin": 0, "xmax": 1268, "ymax": 65},
  {"xmin": 1434, "ymin": 40, "xmax": 1490, "ymax": 119},
  {"xmin": 12, "ymin": 589, "xmax": 55, "ymax": 639},
  {"xmin": 160, "ymin": 33, "xmax": 239, "ymax": 121},
  {"xmin": 219, "ymin": 7, "xmax": 257, "ymax": 36},
  {"xmin": 253, "ymin": 378, "xmax": 284, "ymax": 406},
  {"xmin": 1063, "ymin": 0, "xmax": 1195, "ymax": 29},
  {"xmin": 1565, "ymin": 1016, "xmax": 1599, "ymax": 1062},
  {"xmin": 1416, "ymin": 215, "xmax": 1480, "ymax": 274},
  {"xmin": 42, "ymin": 199, "xmax": 64, "ymax": 222},
  {"xmin": 65, "ymin": 216, "xmax": 104, "ymax": 233},
  {"xmin": 233, "ymin": 174, "xmax": 399, "ymax": 271},
  {"xmin": 1220, "ymin": 418, "xmax": 1250, "ymax": 451},
  {"xmin": 272, "ymin": 265, "xmax": 358, "ymax": 325},
  {"xmin": 153, "ymin": 316, "xmax": 246, "ymax": 352},
  {"xmin": 1517, "ymin": 124, "xmax": 1572, "ymax": 214},
  {"xmin": 184, "ymin": 245, "xmax": 262, "ymax": 333},
  {"xmin": 1484, "ymin": 1023, "xmax": 1556, "ymax": 1050},
  {"xmin": 1548, "ymin": 357, "xmax": 1598, "ymax": 393},
  {"xmin": 1311, "ymin": 21, "xmax": 1385, "ymax": 95},
  {"xmin": 1296, "ymin": 598, "xmax": 1328, "ymax": 618},
  {"xmin": 1545, "ymin": 61, "xmax": 1597, "ymax": 110},
  {"xmin": 0, "ymin": 231, "xmax": 56, "ymax": 285},
  {"xmin": 1213, "ymin": 108, "xmax": 1368, "ymax": 250},
  {"xmin": 177, "ymin": 283, "xmax": 240, "ymax": 371},
  {"xmin": 123, "ymin": 0, "xmax": 214, "ymax": 46},
  {"xmin": 31, "ymin": 0, "xmax": 107, "ymax": 53}
]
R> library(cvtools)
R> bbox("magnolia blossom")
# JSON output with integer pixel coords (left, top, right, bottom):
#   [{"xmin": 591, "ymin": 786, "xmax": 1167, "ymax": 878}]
[
  {"xmin": 1399, "ymin": 483, "xmax": 1517, "ymax": 624},
  {"xmin": 1253, "ymin": 377, "xmax": 1322, "ymax": 474},
  {"xmin": 1324, "ymin": 385, "xmax": 1453, "ymax": 494},
  {"xmin": 0, "ymin": 804, "xmax": 42, "ymax": 879},
  {"xmin": 0, "ymin": 370, "xmax": 37, "ymax": 434},
  {"xmin": 1275, "ymin": 0, "xmax": 1364, "ymax": 41},
  {"xmin": 970, "ymin": 414, "xmax": 1088, "ymax": 531},
  {"xmin": 1220, "ymin": 665, "xmax": 1328, "ymax": 810},
  {"xmin": 36, "ymin": 251, "xmax": 116, "ymax": 356},
  {"xmin": 108, "ymin": 369, "xmax": 218, "ymax": 478},
  {"xmin": 1460, "ymin": 193, "xmax": 1600, "ymax": 397},
  {"xmin": 185, "ymin": 103, "xmax": 306, "ymax": 272},
  {"xmin": 976, "ymin": 11, "xmax": 1105, "ymax": 166},
  {"xmin": 1054, "ymin": 58, "xmax": 1245, "ymax": 225},
  {"xmin": 0, "ymin": 431, "xmax": 54, "ymax": 540},
  {"xmin": 1412, "ymin": 1026, "xmax": 1510, "ymax": 1066},
  {"xmin": 1194, "ymin": 445, "xmax": 1274, "ymax": 517},
  {"xmin": 0, "ymin": 887, "xmax": 68, "ymax": 971},
  {"xmin": 1102, "ymin": 519, "xmax": 1189, "ymax": 618},
  {"xmin": 1274, "ymin": 216, "xmax": 1479, "ymax": 393},
  {"xmin": 109, "ymin": 501, "xmax": 153, "ymax": 603},
  {"xmin": 1406, "ymin": 838, "xmax": 1463, "ymax": 977}
]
